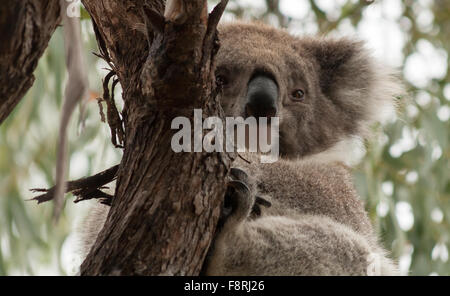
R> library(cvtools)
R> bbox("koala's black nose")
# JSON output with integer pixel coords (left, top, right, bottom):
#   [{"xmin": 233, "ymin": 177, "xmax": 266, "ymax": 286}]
[{"xmin": 245, "ymin": 75, "xmax": 278, "ymax": 118}]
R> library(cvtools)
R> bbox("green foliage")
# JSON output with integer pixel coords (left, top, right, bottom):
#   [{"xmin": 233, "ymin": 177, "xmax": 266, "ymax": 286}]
[
  {"xmin": 0, "ymin": 23, "xmax": 121, "ymax": 275},
  {"xmin": 0, "ymin": 0, "xmax": 448, "ymax": 275}
]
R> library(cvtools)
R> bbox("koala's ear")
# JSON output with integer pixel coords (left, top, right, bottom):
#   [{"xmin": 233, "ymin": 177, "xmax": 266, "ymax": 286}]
[
  {"xmin": 302, "ymin": 37, "xmax": 404, "ymax": 128},
  {"xmin": 302, "ymin": 38, "xmax": 368, "ymax": 95}
]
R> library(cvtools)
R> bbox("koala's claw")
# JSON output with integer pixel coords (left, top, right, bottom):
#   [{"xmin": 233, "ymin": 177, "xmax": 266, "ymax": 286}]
[
  {"xmin": 227, "ymin": 179, "xmax": 250, "ymax": 195},
  {"xmin": 255, "ymin": 196, "xmax": 271, "ymax": 208},
  {"xmin": 250, "ymin": 196, "xmax": 271, "ymax": 218},
  {"xmin": 252, "ymin": 204, "xmax": 261, "ymax": 216},
  {"xmin": 230, "ymin": 167, "xmax": 249, "ymax": 183}
]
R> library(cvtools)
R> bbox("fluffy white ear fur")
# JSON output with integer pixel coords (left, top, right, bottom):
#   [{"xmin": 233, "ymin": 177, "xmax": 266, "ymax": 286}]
[
  {"xmin": 365, "ymin": 61, "xmax": 404, "ymax": 126},
  {"xmin": 301, "ymin": 136, "xmax": 366, "ymax": 166},
  {"xmin": 311, "ymin": 57, "xmax": 404, "ymax": 167}
]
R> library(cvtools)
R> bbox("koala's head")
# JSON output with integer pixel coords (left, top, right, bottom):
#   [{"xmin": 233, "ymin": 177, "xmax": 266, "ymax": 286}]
[{"xmin": 215, "ymin": 22, "xmax": 403, "ymax": 162}]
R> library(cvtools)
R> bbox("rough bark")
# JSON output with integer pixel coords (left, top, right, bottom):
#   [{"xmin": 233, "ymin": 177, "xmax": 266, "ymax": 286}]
[
  {"xmin": 79, "ymin": 0, "xmax": 231, "ymax": 275},
  {"xmin": 0, "ymin": 0, "xmax": 60, "ymax": 124}
]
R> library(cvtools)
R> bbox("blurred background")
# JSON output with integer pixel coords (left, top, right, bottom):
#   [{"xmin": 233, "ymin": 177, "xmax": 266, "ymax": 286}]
[{"xmin": 0, "ymin": 0, "xmax": 448, "ymax": 275}]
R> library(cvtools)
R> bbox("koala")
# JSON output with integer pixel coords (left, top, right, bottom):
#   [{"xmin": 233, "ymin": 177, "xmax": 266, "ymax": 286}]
[
  {"xmin": 79, "ymin": 21, "xmax": 403, "ymax": 276},
  {"xmin": 203, "ymin": 22, "xmax": 403, "ymax": 275}
]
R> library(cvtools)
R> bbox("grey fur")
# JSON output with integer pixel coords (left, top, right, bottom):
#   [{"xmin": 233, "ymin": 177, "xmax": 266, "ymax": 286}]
[
  {"xmin": 78, "ymin": 202, "xmax": 109, "ymax": 258},
  {"xmin": 204, "ymin": 155, "xmax": 399, "ymax": 275},
  {"xmin": 79, "ymin": 21, "xmax": 403, "ymax": 276},
  {"xmin": 205, "ymin": 22, "xmax": 402, "ymax": 275},
  {"xmin": 216, "ymin": 22, "xmax": 402, "ymax": 160}
]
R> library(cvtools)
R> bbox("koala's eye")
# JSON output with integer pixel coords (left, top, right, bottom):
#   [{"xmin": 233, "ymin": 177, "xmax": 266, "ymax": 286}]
[
  {"xmin": 290, "ymin": 89, "xmax": 305, "ymax": 101},
  {"xmin": 216, "ymin": 74, "xmax": 228, "ymax": 87}
]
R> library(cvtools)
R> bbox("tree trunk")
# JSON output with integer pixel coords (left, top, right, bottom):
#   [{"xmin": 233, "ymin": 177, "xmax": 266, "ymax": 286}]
[
  {"xmin": 0, "ymin": 0, "xmax": 60, "ymax": 123},
  {"xmin": 0, "ymin": 0, "xmax": 228, "ymax": 275},
  {"xmin": 79, "ymin": 0, "xmax": 231, "ymax": 275}
]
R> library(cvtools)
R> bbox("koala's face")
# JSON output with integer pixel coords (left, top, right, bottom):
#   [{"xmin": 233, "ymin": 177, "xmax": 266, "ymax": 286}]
[{"xmin": 215, "ymin": 22, "xmax": 400, "ymax": 159}]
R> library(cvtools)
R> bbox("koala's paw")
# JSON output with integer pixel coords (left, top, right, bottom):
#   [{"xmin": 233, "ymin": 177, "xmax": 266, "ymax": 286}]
[
  {"xmin": 219, "ymin": 168, "xmax": 271, "ymax": 227},
  {"xmin": 252, "ymin": 195, "xmax": 272, "ymax": 217},
  {"xmin": 220, "ymin": 168, "xmax": 250, "ymax": 223},
  {"xmin": 230, "ymin": 168, "xmax": 271, "ymax": 218}
]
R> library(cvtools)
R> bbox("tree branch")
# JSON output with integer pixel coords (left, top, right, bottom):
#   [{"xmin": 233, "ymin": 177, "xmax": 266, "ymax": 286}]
[
  {"xmin": 0, "ymin": 0, "xmax": 61, "ymax": 124},
  {"xmin": 30, "ymin": 165, "xmax": 119, "ymax": 205},
  {"xmin": 53, "ymin": 0, "xmax": 90, "ymax": 222}
]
